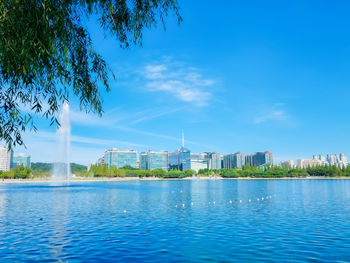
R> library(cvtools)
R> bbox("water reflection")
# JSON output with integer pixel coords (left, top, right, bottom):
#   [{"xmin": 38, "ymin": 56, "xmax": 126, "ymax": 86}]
[{"xmin": 0, "ymin": 180, "xmax": 350, "ymax": 261}]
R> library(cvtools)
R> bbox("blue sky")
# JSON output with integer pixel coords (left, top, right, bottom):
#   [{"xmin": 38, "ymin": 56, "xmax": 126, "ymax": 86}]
[{"xmin": 15, "ymin": 0, "xmax": 350, "ymax": 164}]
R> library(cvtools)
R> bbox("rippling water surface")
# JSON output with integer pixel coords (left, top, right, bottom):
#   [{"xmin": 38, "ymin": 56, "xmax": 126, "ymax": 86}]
[{"xmin": 1, "ymin": 179, "xmax": 350, "ymax": 262}]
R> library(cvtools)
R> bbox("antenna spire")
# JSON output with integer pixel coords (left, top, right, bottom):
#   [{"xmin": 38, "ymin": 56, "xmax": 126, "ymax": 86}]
[{"xmin": 182, "ymin": 129, "xmax": 184, "ymax": 148}]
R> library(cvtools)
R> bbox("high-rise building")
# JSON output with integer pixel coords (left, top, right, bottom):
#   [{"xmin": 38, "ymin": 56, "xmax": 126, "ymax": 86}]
[
  {"xmin": 169, "ymin": 148, "xmax": 191, "ymax": 171},
  {"xmin": 148, "ymin": 150, "xmax": 168, "ymax": 171},
  {"xmin": 207, "ymin": 152, "xmax": 222, "ymax": 169},
  {"xmin": 223, "ymin": 154, "xmax": 234, "ymax": 169},
  {"xmin": 313, "ymin": 155, "xmax": 326, "ymax": 162},
  {"xmin": 339, "ymin": 153, "xmax": 348, "ymax": 167},
  {"xmin": 12, "ymin": 154, "xmax": 31, "ymax": 168},
  {"xmin": 245, "ymin": 154, "xmax": 254, "ymax": 166},
  {"xmin": 280, "ymin": 160, "xmax": 294, "ymax": 168},
  {"xmin": 253, "ymin": 152, "xmax": 273, "ymax": 166},
  {"xmin": 140, "ymin": 152, "xmax": 148, "ymax": 170},
  {"xmin": 297, "ymin": 159, "xmax": 321, "ymax": 168},
  {"xmin": 326, "ymin": 153, "xmax": 348, "ymax": 167},
  {"xmin": 103, "ymin": 149, "xmax": 137, "ymax": 168},
  {"xmin": 169, "ymin": 130, "xmax": 191, "ymax": 171},
  {"xmin": 243, "ymin": 151, "xmax": 273, "ymax": 167},
  {"xmin": 223, "ymin": 152, "xmax": 245, "ymax": 169},
  {"xmin": 327, "ymin": 154, "xmax": 338, "ymax": 166},
  {"xmin": 0, "ymin": 146, "xmax": 12, "ymax": 172}
]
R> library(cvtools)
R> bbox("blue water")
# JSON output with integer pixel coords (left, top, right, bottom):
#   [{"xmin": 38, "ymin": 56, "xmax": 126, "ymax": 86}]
[{"xmin": 1, "ymin": 179, "xmax": 350, "ymax": 262}]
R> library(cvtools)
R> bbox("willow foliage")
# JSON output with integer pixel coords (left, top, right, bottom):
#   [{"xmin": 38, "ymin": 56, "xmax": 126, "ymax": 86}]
[{"xmin": 0, "ymin": 0, "xmax": 181, "ymax": 148}]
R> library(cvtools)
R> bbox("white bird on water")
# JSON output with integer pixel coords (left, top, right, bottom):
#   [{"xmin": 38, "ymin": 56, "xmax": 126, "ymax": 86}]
[
  {"xmin": 249, "ymin": 199, "xmax": 251, "ymax": 202},
  {"xmin": 239, "ymin": 200, "xmax": 242, "ymax": 203},
  {"xmin": 229, "ymin": 200, "xmax": 232, "ymax": 203},
  {"xmin": 123, "ymin": 210, "xmax": 127, "ymax": 213}
]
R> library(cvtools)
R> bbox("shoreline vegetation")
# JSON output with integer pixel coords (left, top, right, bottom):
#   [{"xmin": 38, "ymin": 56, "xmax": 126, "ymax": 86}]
[{"xmin": 2, "ymin": 163, "xmax": 350, "ymax": 183}]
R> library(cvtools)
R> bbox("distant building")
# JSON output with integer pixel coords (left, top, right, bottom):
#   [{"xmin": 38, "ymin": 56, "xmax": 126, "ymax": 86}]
[
  {"xmin": 223, "ymin": 152, "xmax": 245, "ymax": 169},
  {"xmin": 326, "ymin": 153, "xmax": 348, "ymax": 167},
  {"xmin": 12, "ymin": 154, "xmax": 31, "ymax": 168},
  {"xmin": 340, "ymin": 153, "xmax": 348, "ymax": 167},
  {"xmin": 169, "ymin": 130, "xmax": 191, "ymax": 171},
  {"xmin": 245, "ymin": 154, "xmax": 254, "ymax": 166},
  {"xmin": 148, "ymin": 150, "xmax": 168, "ymax": 171},
  {"xmin": 311, "ymin": 153, "xmax": 348, "ymax": 167},
  {"xmin": 223, "ymin": 154, "xmax": 234, "ymax": 169},
  {"xmin": 280, "ymin": 160, "xmax": 294, "ymax": 168},
  {"xmin": 190, "ymin": 159, "xmax": 208, "ymax": 172},
  {"xmin": 188, "ymin": 152, "xmax": 222, "ymax": 171},
  {"xmin": 103, "ymin": 149, "xmax": 137, "ymax": 168},
  {"xmin": 169, "ymin": 148, "xmax": 191, "ymax": 171},
  {"xmin": 313, "ymin": 155, "xmax": 326, "ymax": 163},
  {"xmin": 297, "ymin": 159, "xmax": 321, "ymax": 169},
  {"xmin": 254, "ymin": 152, "xmax": 273, "ymax": 166},
  {"xmin": 140, "ymin": 152, "xmax": 148, "ymax": 170},
  {"xmin": 0, "ymin": 146, "xmax": 12, "ymax": 172},
  {"xmin": 97, "ymin": 157, "xmax": 105, "ymax": 165},
  {"xmin": 207, "ymin": 152, "xmax": 222, "ymax": 169}
]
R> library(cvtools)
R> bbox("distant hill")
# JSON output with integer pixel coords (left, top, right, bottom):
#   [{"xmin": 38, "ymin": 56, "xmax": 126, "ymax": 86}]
[{"xmin": 31, "ymin": 162, "xmax": 87, "ymax": 174}]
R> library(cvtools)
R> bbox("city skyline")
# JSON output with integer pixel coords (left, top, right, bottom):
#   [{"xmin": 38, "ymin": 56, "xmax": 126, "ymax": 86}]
[
  {"xmin": 5, "ymin": 130, "xmax": 350, "ymax": 166},
  {"xmin": 7, "ymin": 0, "xmax": 350, "ymax": 165}
]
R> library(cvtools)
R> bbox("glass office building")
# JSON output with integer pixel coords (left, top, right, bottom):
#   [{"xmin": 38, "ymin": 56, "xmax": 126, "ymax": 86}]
[
  {"xmin": 169, "ymin": 147, "xmax": 191, "ymax": 171},
  {"xmin": 207, "ymin": 152, "xmax": 222, "ymax": 169},
  {"xmin": 148, "ymin": 151, "xmax": 168, "ymax": 171},
  {"xmin": 244, "ymin": 151, "xmax": 273, "ymax": 167},
  {"xmin": 223, "ymin": 152, "xmax": 245, "ymax": 169},
  {"xmin": 104, "ymin": 149, "xmax": 137, "ymax": 168},
  {"xmin": 253, "ymin": 151, "xmax": 273, "ymax": 166},
  {"xmin": 12, "ymin": 154, "xmax": 31, "ymax": 168},
  {"xmin": 140, "ymin": 152, "xmax": 148, "ymax": 170}
]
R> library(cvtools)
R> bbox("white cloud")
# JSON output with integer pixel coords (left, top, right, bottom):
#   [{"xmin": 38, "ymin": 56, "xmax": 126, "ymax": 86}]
[
  {"xmin": 254, "ymin": 109, "xmax": 288, "ymax": 124},
  {"xmin": 142, "ymin": 62, "xmax": 214, "ymax": 106},
  {"xmin": 130, "ymin": 106, "xmax": 186, "ymax": 125},
  {"xmin": 33, "ymin": 131, "xmax": 149, "ymax": 148}
]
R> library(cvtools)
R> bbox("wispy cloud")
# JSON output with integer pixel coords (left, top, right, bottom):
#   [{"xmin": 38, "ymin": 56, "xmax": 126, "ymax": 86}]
[
  {"xmin": 68, "ymin": 107, "xmax": 213, "ymax": 149},
  {"xmin": 130, "ymin": 106, "xmax": 186, "ymax": 125},
  {"xmin": 69, "ymin": 106, "xmax": 184, "ymax": 127},
  {"xmin": 254, "ymin": 109, "xmax": 288, "ymax": 124},
  {"xmin": 252, "ymin": 103, "xmax": 292, "ymax": 124},
  {"xmin": 30, "ymin": 131, "xmax": 150, "ymax": 148},
  {"xmin": 142, "ymin": 61, "xmax": 214, "ymax": 106}
]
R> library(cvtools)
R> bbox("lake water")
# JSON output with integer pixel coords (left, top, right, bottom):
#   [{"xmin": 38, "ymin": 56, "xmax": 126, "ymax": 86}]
[{"xmin": 1, "ymin": 179, "xmax": 350, "ymax": 262}]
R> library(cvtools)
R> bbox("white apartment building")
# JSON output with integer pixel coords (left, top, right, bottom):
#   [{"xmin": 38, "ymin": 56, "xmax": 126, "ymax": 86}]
[
  {"xmin": 280, "ymin": 160, "xmax": 294, "ymax": 168},
  {"xmin": 297, "ymin": 159, "xmax": 321, "ymax": 169},
  {"xmin": 0, "ymin": 146, "xmax": 12, "ymax": 172}
]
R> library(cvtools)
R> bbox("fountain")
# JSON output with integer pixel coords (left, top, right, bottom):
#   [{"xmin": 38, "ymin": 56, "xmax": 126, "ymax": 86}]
[{"xmin": 52, "ymin": 101, "xmax": 71, "ymax": 181}]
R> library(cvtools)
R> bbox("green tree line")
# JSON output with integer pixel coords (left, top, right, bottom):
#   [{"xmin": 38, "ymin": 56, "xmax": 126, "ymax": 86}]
[
  {"xmin": 2, "ymin": 164, "xmax": 350, "ymax": 180},
  {"xmin": 87, "ymin": 164, "xmax": 350, "ymax": 178},
  {"xmin": 198, "ymin": 165, "xmax": 350, "ymax": 178},
  {"xmin": 0, "ymin": 163, "xmax": 87, "ymax": 179},
  {"xmin": 87, "ymin": 164, "xmax": 196, "ymax": 178}
]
